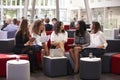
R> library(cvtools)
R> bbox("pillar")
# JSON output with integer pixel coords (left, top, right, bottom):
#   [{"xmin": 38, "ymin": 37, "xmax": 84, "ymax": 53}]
[
  {"xmin": 56, "ymin": 0, "xmax": 59, "ymax": 20},
  {"xmin": 30, "ymin": 0, "xmax": 36, "ymax": 23},
  {"xmin": 84, "ymin": 0, "xmax": 92, "ymax": 24},
  {"xmin": 23, "ymin": 0, "xmax": 29, "ymax": 18}
]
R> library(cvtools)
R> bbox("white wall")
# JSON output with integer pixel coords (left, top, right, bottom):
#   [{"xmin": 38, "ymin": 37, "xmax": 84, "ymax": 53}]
[{"xmin": 89, "ymin": 0, "xmax": 120, "ymax": 8}]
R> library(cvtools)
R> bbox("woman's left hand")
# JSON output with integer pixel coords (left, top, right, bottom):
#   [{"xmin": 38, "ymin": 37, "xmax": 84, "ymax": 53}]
[
  {"xmin": 97, "ymin": 45, "xmax": 104, "ymax": 49},
  {"xmin": 29, "ymin": 42, "xmax": 33, "ymax": 46}
]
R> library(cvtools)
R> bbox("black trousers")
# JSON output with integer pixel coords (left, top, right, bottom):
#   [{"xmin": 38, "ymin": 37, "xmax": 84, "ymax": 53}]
[{"xmin": 81, "ymin": 48, "xmax": 105, "ymax": 57}]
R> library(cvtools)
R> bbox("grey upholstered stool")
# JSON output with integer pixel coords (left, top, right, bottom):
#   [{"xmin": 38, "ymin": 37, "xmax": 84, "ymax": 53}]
[
  {"xmin": 43, "ymin": 56, "xmax": 67, "ymax": 77},
  {"xmin": 79, "ymin": 57, "xmax": 101, "ymax": 80},
  {"xmin": 101, "ymin": 52, "xmax": 118, "ymax": 73},
  {"xmin": 0, "ymin": 38, "xmax": 14, "ymax": 53},
  {"xmin": 67, "ymin": 29, "xmax": 75, "ymax": 38}
]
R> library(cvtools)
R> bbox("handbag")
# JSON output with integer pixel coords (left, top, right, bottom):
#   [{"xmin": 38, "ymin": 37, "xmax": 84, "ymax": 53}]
[{"xmin": 50, "ymin": 48, "xmax": 64, "ymax": 57}]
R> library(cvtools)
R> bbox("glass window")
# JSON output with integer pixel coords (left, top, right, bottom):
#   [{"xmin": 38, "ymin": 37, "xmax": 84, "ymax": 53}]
[
  {"xmin": 97, "ymin": 0, "xmax": 102, "ymax": 2},
  {"xmin": 17, "ymin": 0, "xmax": 20, "ymax": 5},
  {"xmin": 106, "ymin": 0, "xmax": 111, "ymax": 1},
  {"xmin": 91, "ymin": 0, "xmax": 95, "ymax": 3},
  {"xmin": 22, "ymin": 0, "xmax": 25, "ymax": 5},
  {"xmin": 36, "ymin": 0, "xmax": 40, "ymax": 6},
  {"xmin": 12, "ymin": 0, "xmax": 16, "ymax": 5},
  {"xmin": 52, "ymin": 0, "xmax": 56, "ymax": 6},
  {"xmin": 45, "ymin": 0, "xmax": 48, "ymax": 6},
  {"xmin": 3, "ymin": 0, "xmax": 6, "ymax": 5},
  {"xmin": 41, "ymin": 0, "xmax": 44, "ymax": 6},
  {"xmin": 7, "ymin": 0, "xmax": 11, "ymax": 6}
]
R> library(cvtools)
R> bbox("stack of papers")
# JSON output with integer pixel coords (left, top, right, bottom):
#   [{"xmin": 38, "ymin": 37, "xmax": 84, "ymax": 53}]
[{"xmin": 39, "ymin": 35, "xmax": 50, "ymax": 42}]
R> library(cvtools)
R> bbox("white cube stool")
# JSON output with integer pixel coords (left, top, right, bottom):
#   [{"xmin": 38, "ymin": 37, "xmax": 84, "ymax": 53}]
[
  {"xmin": 80, "ymin": 57, "xmax": 101, "ymax": 80},
  {"xmin": 6, "ymin": 60, "xmax": 30, "ymax": 80}
]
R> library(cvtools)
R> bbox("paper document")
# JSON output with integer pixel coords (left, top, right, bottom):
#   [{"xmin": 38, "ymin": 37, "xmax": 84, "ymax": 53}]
[{"xmin": 40, "ymin": 35, "xmax": 50, "ymax": 42}]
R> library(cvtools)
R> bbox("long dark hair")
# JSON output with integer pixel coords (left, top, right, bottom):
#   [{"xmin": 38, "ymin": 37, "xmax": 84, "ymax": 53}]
[
  {"xmin": 92, "ymin": 21, "xmax": 101, "ymax": 33},
  {"xmin": 54, "ymin": 21, "xmax": 65, "ymax": 35},
  {"xmin": 75, "ymin": 20, "xmax": 86, "ymax": 36},
  {"xmin": 18, "ymin": 19, "xmax": 30, "ymax": 39}
]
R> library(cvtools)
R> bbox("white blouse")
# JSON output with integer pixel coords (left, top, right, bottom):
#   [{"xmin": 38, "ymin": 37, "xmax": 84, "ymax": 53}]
[
  {"xmin": 88, "ymin": 31, "xmax": 108, "ymax": 49},
  {"xmin": 51, "ymin": 31, "xmax": 68, "ymax": 42},
  {"xmin": 32, "ymin": 31, "xmax": 46, "ymax": 46}
]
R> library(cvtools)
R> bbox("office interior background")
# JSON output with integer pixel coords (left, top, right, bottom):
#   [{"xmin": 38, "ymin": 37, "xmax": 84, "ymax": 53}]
[
  {"xmin": 0, "ymin": 0, "xmax": 120, "ymax": 80},
  {"xmin": 0, "ymin": 0, "xmax": 120, "ymax": 39}
]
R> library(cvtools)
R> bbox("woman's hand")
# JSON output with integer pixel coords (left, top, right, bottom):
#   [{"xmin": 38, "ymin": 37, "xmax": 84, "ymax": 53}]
[
  {"xmin": 24, "ymin": 41, "xmax": 30, "ymax": 46},
  {"xmin": 24, "ymin": 41, "xmax": 34, "ymax": 46},
  {"xmin": 29, "ymin": 42, "xmax": 33, "ymax": 46},
  {"xmin": 97, "ymin": 45, "xmax": 104, "ymax": 49}
]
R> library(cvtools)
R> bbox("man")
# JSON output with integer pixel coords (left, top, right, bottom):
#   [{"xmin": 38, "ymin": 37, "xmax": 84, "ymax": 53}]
[
  {"xmin": 3, "ymin": 18, "xmax": 18, "ymax": 31},
  {"xmin": 3, "ymin": 18, "xmax": 19, "ymax": 38},
  {"xmin": 70, "ymin": 18, "xmax": 77, "ymax": 29},
  {"xmin": 45, "ymin": 18, "xmax": 53, "ymax": 31}
]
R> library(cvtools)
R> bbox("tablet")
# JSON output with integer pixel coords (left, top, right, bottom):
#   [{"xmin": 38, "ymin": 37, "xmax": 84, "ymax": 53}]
[{"xmin": 29, "ymin": 38, "xmax": 36, "ymax": 42}]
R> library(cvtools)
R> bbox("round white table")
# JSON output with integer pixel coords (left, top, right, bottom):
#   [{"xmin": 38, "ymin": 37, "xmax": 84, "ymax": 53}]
[
  {"xmin": 6, "ymin": 60, "xmax": 30, "ymax": 80},
  {"xmin": 79, "ymin": 57, "xmax": 101, "ymax": 80}
]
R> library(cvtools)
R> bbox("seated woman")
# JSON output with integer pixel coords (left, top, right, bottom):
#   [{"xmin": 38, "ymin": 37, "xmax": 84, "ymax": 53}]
[
  {"xmin": 31, "ymin": 20, "xmax": 49, "ymax": 56},
  {"xmin": 50, "ymin": 21, "xmax": 68, "ymax": 56},
  {"xmin": 82, "ymin": 21, "xmax": 108, "ymax": 57},
  {"xmin": 69, "ymin": 20, "xmax": 90, "ymax": 73},
  {"xmin": 14, "ymin": 19, "xmax": 38, "ymax": 73}
]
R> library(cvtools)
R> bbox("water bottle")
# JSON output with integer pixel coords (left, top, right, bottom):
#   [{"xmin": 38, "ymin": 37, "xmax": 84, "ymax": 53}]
[
  {"xmin": 16, "ymin": 56, "xmax": 20, "ymax": 61},
  {"xmin": 89, "ymin": 53, "xmax": 93, "ymax": 58}
]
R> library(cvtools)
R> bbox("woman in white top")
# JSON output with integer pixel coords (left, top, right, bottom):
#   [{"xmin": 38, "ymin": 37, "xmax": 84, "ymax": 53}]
[
  {"xmin": 82, "ymin": 21, "xmax": 108, "ymax": 57},
  {"xmin": 32, "ymin": 20, "xmax": 49, "ymax": 56},
  {"xmin": 51, "ymin": 21, "xmax": 68, "ymax": 56}
]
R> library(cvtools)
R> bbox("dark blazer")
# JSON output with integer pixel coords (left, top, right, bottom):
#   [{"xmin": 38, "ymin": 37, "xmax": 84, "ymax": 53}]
[
  {"xmin": 70, "ymin": 21, "xmax": 75, "ymax": 29},
  {"xmin": 45, "ymin": 23, "xmax": 53, "ymax": 31},
  {"xmin": 14, "ymin": 31, "xmax": 29, "ymax": 54},
  {"xmin": 1, "ymin": 23, "xmax": 8, "ymax": 30}
]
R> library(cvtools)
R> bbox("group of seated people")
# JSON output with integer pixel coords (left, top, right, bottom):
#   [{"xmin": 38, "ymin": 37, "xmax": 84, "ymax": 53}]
[
  {"xmin": 69, "ymin": 21, "xmax": 107, "ymax": 73},
  {"xmin": 13, "ymin": 18, "xmax": 67, "ymax": 73},
  {"xmin": 1, "ymin": 17, "xmax": 107, "ymax": 73}
]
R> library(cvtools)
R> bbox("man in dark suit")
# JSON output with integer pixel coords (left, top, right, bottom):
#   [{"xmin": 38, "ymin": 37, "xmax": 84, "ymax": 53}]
[
  {"xmin": 70, "ymin": 18, "xmax": 77, "ymax": 29},
  {"xmin": 45, "ymin": 18, "xmax": 53, "ymax": 31}
]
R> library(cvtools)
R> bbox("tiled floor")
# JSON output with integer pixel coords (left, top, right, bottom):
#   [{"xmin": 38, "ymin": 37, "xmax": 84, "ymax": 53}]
[{"xmin": 0, "ymin": 70, "xmax": 120, "ymax": 80}]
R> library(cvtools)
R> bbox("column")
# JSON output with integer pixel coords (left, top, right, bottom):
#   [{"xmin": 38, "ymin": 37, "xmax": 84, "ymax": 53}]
[
  {"xmin": 38, "ymin": 0, "xmax": 41, "ymax": 18},
  {"xmin": 15, "ymin": 0, "xmax": 17, "ymax": 6},
  {"xmin": 103, "ymin": 7, "xmax": 108, "ymax": 28},
  {"xmin": 10, "ymin": 0, "xmax": 12, "ymax": 6},
  {"xmin": 84, "ymin": 0, "xmax": 92, "ymax": 24},
  {"xmin": 1, "ymin": 0, "xmax": 3, "ymax": 23},
  {"xmin": 30, "ymin": 0, "xmax": 36, "ymax": 23},
  {"xmin": 56, "ymin": 0, "xmax": 59, "ymax": 20},
  {"xmin": 23, "ymin": 0, "xmax": 29, "ymax": 18},
  {"xmin": 0, "ymin": 0, "xmax": 1, "ymax": 23},
  {"xmin": 20, "ymin": 0, "xmax": 22, "ymax": 19},
  {"xmin": 78, "ymin": 8, "xmax": 81, "ymax": 20}
]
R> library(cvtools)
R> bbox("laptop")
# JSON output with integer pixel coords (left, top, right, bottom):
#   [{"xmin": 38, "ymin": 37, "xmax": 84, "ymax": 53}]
[{"xmin": 50, "ymin": 48, "xmax": 64, "ymax": 57}]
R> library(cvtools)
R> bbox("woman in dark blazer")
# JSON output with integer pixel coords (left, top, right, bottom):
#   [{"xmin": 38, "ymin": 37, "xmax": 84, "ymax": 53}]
[{"xmin": 14, "ymin": 19, "xmax": 38, "ymax": 73}]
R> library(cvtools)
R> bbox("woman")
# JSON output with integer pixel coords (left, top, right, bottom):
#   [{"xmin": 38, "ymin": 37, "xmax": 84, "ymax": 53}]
[
  {"xmin": 14, "ymin": 19, "xmax": 38, "ymax": 72},
  {"xmin": 51, "ymin": 21, "xmax": 68, "ymax": 56},
  {"xmin": 69, "ymin": 20, "xmax": 90, "ymax": 73},
  {"xmin": 82, "ymin": 21, "xmax": 108, "ymax": 57},
  {"xmin": 31, "ymin": 20, "xmax": 49, "ymax": 56}
]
